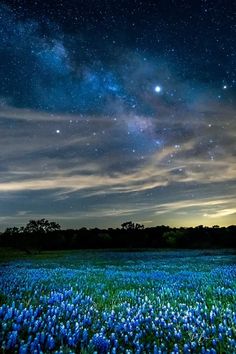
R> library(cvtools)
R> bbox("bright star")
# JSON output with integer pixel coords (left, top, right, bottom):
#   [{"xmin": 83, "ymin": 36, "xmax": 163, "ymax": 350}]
[
  {"xmin": 223, "ymin": 85, "xmax": 227, "ymax": 89},
  {"xmin": 56, "ymin": 129, "xmax": 60, "ymax": 134},
  {"xmin": 154, "ymin": 85, "xmax": 162, "ymax": 93}
]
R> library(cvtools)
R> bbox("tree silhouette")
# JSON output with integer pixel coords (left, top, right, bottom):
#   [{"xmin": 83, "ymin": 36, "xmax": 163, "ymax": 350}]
[
  {"xmin": 121, "ymin": 221, "xmax": 144, "ymax": 230},
  {"xmin": 24, "ymin": 219, "xmax": 61, "ymax": 234},
  {"xmin": 22, "ymin": 219, "xmax": 61, "ymax": 252},
  {"xmin": 1, "ymin": 220, "xmax": 236, "ymax": 251}
]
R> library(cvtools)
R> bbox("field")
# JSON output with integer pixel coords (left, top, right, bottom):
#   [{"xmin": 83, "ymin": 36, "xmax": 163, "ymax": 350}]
[{"xmin": 0, "ymin": 250, "xmax": 236, "ymax": 353}]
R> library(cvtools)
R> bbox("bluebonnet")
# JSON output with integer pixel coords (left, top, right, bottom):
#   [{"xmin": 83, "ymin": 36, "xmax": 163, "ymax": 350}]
[{"xmin": 0, "ymin": 252, "xmax": 235, "ymax": 353}]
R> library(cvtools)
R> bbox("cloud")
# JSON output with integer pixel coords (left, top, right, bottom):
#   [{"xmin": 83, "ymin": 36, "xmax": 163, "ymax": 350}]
[
  {"xmin": 204, "ymin": 208, "xmax": 236, "ymax": 218},
  {"xmin": 1, "ymin": 100, "xmax": 236, "ymax": 200}
]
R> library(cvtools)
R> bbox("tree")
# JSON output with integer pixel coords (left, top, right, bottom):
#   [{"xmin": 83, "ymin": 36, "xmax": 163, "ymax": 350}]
[
  {"xmin": 24, "ymin": 219, "xmax": 61, "ymax": 234},
  {"xmin": 135, "ymin": 223, "xmax": 144, "ymax": 230},
  {"xmin": 121, "ymin": 221, "xmax": 135, "ymax": 230},
  {"xmin": 3, "ymin": 226, "xmax": 32, "ymax": 253},
  {"xmin": 162, "ymin": 230, "xmax": 186, "ymax": 247},
  {"xmin": 21, "ymin": 219, "xmax": 61, "ymax": 252},
  {"xmin": 121, "ymin": 221, "xmax": 144, "ymax": 231},
  {"xmin": 4, "ymin": 226, "xmax": 20, "ymax": 236}
]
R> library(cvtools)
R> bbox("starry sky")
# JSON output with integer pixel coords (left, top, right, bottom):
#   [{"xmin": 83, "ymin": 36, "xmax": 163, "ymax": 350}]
[{"xmin": 0, "ymin": 0, "xmax": 236, "ymax": 230}]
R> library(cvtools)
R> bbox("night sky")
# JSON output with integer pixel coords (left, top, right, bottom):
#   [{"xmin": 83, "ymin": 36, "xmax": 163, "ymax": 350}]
[{"xmin": 0, "ymin": 0, "xmax": 235, "ymax": 229}]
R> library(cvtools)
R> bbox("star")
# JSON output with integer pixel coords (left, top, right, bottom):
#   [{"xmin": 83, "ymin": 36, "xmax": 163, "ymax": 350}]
[
  {"xmin": 154, "ymin": 85, "xmax": 162, "ymax": 93},
  {"xmin": 56, "ymin": 129, "xmax": 61, "ymax": 134}
]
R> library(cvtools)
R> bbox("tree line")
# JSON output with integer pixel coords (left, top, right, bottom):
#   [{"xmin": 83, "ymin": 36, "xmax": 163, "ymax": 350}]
[{"xmin": 0, "ymin": 219, "xmax": 235, "ymax": 253}]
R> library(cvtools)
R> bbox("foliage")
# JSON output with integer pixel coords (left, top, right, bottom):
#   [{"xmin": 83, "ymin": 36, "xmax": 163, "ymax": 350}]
[
  {"xmin": 24, "ymin": 219, "xmax": 61, "ymax": 234},
  {"xmin": 162, "ymin": 230, "xmax": 186, "ymax": 247},
  {"xmin": 121, "ymin": 221, "xmax": 144, "ymax": 230},
  {"xmin": 0, "ymin": 220, "xmax": 236, "ymax": 251}
]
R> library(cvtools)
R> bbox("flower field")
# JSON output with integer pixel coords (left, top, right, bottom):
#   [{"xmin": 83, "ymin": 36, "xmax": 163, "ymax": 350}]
[{"xmin": 0, "ymin": 250, "xmax": 236, "ymax": 353}]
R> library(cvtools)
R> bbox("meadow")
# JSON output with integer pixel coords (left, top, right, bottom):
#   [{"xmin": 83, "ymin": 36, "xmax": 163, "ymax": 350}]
[{"xmin": 0, "ymin": 250, "xmax": 235, "ymax": 353}]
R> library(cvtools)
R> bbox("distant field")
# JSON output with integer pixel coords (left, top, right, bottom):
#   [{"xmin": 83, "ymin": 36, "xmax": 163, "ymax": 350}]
[{"xmin": 0, "ymin": 250, "xmax": 235, "ymax": 353}]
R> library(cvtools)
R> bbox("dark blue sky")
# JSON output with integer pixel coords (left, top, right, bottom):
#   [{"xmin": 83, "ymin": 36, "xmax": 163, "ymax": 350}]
[{"xmin": 0, "ymin": 0, "xmax": 235, "ymax": 229}]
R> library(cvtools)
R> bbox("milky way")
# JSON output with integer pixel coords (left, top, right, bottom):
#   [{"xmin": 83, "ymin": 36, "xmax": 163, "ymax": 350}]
[{"xmin": 0, "ymin": 1, "xmax": 235, "ymax": 229}]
